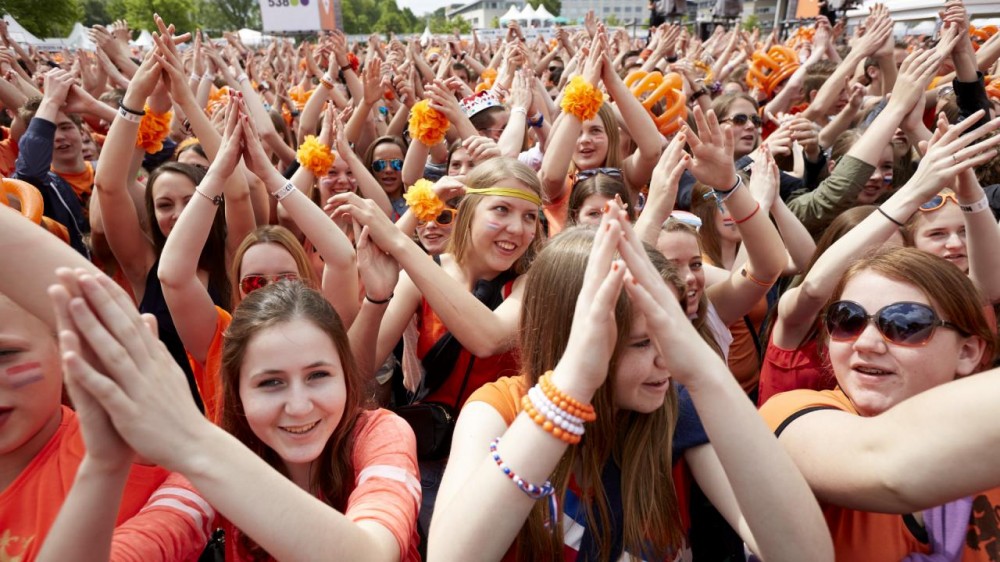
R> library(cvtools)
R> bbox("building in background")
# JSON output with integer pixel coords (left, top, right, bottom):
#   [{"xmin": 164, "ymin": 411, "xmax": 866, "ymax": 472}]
[{"xmin": 447, "ymin": 0, "xmax": 520, "ymax": 29}]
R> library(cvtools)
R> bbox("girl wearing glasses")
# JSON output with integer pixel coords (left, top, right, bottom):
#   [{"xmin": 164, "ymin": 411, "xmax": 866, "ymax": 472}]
[
  {"xmin": 363, "ymin": 136, "xmax": 409, "ymax": 220},
  {"xmin": 158, "ymin": 102, "xmax": 360, "ymax": 421},
  {"xmin": 760, "ymin": 244, "xmax": 998, "ymax": 560},
  {"xmin": 758, "ymin": 108, "xmax": 1000, "ymax": 407},
  {"xmin": 539, "ymin": 32, "xmax": 664, "ymax": 234},
  {"xmin": 899, "ymin": 138, "xmax": 1000, "ymax": 304}
]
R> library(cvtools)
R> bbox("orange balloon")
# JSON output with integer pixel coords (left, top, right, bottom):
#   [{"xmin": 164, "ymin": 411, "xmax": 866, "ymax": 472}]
[
  {"xmin": 1, "ymin": 177, "xmax": 70, "ymax": 242},
  {"xmin": 747, "ymin": 46, "xmax": 800, "ymax": 97},
  {"xmin": 624, "ymin": 70, "xmax": 688, "ymax": 136}
]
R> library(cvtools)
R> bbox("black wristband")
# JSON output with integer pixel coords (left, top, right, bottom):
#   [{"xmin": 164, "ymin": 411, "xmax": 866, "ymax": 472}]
[
  {"xmin": 365, "ymin": 293, "xmax": 393, "ymax": 305},
  {"xmin": 118, "ymin": 101, "xmax": 145, "ymax": 116}
]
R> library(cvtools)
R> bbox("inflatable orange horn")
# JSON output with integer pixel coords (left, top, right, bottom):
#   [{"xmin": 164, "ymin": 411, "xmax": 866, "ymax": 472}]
[
  {"xmin": 1, "ymin": 176, "xmax": 70, "ymax": 243},
  {"xmin": 747, "ymin": 46, "xmax": 800, "ymax": 98},
  {"xmin": 624, "ymin": 70, "xmax": 688, "ymax": 136}
]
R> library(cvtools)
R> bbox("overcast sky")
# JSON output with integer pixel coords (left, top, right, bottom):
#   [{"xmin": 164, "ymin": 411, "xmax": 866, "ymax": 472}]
[{"xmin": 397, "ymin": 0, "xmax": 458, "ymax": 16}]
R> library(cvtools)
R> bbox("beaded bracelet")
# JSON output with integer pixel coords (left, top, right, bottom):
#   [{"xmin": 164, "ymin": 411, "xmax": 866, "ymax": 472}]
[
  {"xmin": 521, "ymin": 393, "xmax": 584, "ymax": 445},
  {"xmin": 490, "ymin": 437, "xmax": 556, "ymax": 499},
  {"xmin": 538, "ymin": 372, "xmax": 597, "ymax": 422},
  {"xmin": 320, "ymin": 74, "xmax": 335, "ymax": 89}
]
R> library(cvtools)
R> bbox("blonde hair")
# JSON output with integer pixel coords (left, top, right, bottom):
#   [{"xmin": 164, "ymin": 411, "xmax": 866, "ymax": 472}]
[
  {"xmin": 231, "ymin": 225, "xmax": 319, "ymax": 305},
  {"xmin": 447, "ymin": 158, "xmax": 544, "ymax": 275}
]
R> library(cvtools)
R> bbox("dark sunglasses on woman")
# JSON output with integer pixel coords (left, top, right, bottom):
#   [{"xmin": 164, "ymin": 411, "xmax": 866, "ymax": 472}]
[
  {"xmin": 824, "ymin": 300, "xmax": 965, "ymax": 347},
  {"xmin": 722, "ymin": 113, "xmax": 763, "ymax": 128},
  {"xmin": 372, "ymin": 159, "xmax": 404, "ymax": 173},
  {"xmin": 240, "ymin": 273, "xmax": 299, "ymax": 295},
  {"xmin": 417, "ymin": 208, "xmax": 458, "ymax": 227}
]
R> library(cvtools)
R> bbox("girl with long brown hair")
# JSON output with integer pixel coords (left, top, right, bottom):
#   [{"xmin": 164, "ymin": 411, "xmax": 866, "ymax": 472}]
[{"xmin": 428, "ymin": 202, "xmax": 832, "ymax": 561}]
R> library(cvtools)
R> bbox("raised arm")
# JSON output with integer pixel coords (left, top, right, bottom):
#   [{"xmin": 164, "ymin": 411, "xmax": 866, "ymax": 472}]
[
  {"xmin": 54, "ymin": 271, "xmax": 415, "ymax": 562},
  {"xmin": 684, "ymin": 107, "xmax": 785, "ymax": 326},
  {"xmin": 775, "ymin": 111, "xmax": 1000, "ymax": 349},
  {"xmin": 93, "ymin": 52, "xmax": 162, "ymax": 294},
  {"xmin": 329, "ymin": 191, "xmax": 522, "ymax": 359},
  {"xmin": 242, "ymin": 105, "xmax": 361, "ymax": 327}
]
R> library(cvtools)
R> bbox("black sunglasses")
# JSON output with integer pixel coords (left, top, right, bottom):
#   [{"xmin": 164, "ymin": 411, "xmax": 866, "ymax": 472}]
[
  {"xmin": 722, "ymin": 113, "xmax": 763, "ymax": 128},
  {"xmin": 372, "ymin": 159, "xmax": 403, "ymax": 172},
  {"xmin": 825, "ymin": 300, "xmax": 964, "ymax": 347},
  {"xmin": 573, "ymin": 167, "xmax": 623, "ymax": 187}
]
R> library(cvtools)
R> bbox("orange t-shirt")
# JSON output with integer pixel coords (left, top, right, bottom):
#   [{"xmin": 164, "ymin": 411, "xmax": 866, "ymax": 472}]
[
  {"xmin": 223, "ymin": 409, "xmax": 421, "ymax": 561},
  {"xmin": 760, "ymin": 388, "xmax": 1000, "ymax": 561},
  {"xmin": 0, "ymin": 407, "xmax": 212, "ymax": 561},
  {"xmin": 186, "ymin": 306, "xmax": 231, "ymax": 424},
  {"xmin": 542, "ymin": 178, "xmax": 572, "ymax": 237}
]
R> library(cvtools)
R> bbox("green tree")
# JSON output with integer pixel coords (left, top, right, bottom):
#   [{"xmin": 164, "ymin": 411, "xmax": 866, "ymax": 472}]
[
  {"xmin": 81, "ymin": 0, "xmax": 110, "ymax": 27},
  {"xmin": 490, "ymin": 15, "xmax": 499, "ymax": 28},
  {"xmin": 1, "ymin": 0, "xmax": 82, "ymax": 37},
  {"xmin": 121, "ymin": 0, "xmax": 194, "ymax": 32},
  {"xmin": 196, "ymin": 0, "xmax": 261, "ymax": 32},
  {"xmin": 605, "ymin": 14, "xmax": 621, "ymax": 26},
  {"xmin": 426, "ymin": 7, "xmax": 471, "ymax": 34},
  {"xmin": 526, "ymin": 0, "xmax": 560, "ymax": 17},
  {"xmin": 741, "ymin": 14, "xmax": 760, "ymax": 33}
]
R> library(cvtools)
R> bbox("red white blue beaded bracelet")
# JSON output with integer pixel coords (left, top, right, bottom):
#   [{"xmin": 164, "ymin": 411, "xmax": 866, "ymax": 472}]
[{"xmin": 490, "ymin": 437, "xmax": 559, "ymax": 528}]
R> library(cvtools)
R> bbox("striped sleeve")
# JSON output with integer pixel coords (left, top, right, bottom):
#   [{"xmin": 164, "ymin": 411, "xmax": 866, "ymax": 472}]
[
  {"xmin": 110, "ymin": 473, "xmax": 215, "ymax": 562},
  {"xmin": 345, "ymin": 409, "xmax": 421, "ymax": 562}
]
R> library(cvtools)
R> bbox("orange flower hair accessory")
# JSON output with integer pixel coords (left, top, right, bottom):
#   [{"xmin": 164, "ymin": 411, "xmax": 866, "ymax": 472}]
[
  {"xmin": 408, "ymin": 99, "xmax": 450, "ymax": 146},
  {"xmin": 624, "ymin": 70, "xmax": 687, "ymax": 136},
  {"xmin": 986, "ymin": 75, "xmax": 1000, "ymax": 100},
  {"xmin": 296, "ymin": 135, "xmax": 335, "ymax": 176},
  {"xmin": 347, "ymin": 52, "xmax": 360, "ymax": 72},
  {"xmin": 136, "ymin": 106, "xmax": 172, "ymax": 154},
  {"xmin": 970, "ymin": 25, "xmax": 998, "ymax": 51},
  {"xmin": 746, "ymin": 46, "xmax": 799, "ymax": 98},
  {"xmin": 403, "ymin": 179, "xmax": 445, "ymax": 222},
  {"xmin": 206, "ymin": 86, "xmax": 232, "ymax": 117},
  {"xmin": 477, "ymin": 67, "xmax": 498, "ymax": 93},
  {"xmin": 289, "ymin": 86, "xmax": 314, "ymax": 111},
  {"xmin": 561, "ymin": 75, "xmax": 604, "ymax": 122}
]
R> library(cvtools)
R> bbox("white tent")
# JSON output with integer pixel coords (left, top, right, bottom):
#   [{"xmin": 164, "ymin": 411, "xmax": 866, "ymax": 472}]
[
  {"xmin": 534, "ymin": 4, "xmax": 556, "ymax": 21},
  {"xmin": 2, "ymin": 15, "xmax": 43, "ymax": 45},
  {"xmin": 237, "ymin": 28, "xmax": 264, "ymax": 47},
  {"xmin": 62, "ymin": 22, "xmax": 96, "ymax": 50},
  {"xmin": 131, "ymin": 29, "xmax": 154, "ymax": 48},
  {"xmin": 420, "ymin": 24, "xmax": 432, "ymax": 46},
  {"xmin": 519, "ymin": 3, "xmax": 537, "ymax": 23},
  {"xmin": 499, "ymin": 5, "xmax": 522, "ymax": 24}
]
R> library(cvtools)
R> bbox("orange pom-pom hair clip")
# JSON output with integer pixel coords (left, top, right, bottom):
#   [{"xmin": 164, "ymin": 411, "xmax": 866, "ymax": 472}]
[
  {"xmin": 746, "ymin": 45, "xmax": 800, "ymax": 98},
  {"xmin": 1, "ymin": 177, "xmax": 70, "ymax": 243},
  {"xmin": 624, "ymin": 70, "xmax": 688, "ymax": 136}
]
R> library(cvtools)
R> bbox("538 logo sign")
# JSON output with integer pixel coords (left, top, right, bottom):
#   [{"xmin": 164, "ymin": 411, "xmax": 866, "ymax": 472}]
[{"xmin": 267, "ymin": 0, "xmax": 309, "ymax": 6}]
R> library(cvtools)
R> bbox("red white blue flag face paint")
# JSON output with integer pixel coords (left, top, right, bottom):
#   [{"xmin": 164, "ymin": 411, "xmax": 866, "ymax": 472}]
[{"xmin": 5, "ymin": 361, "xmax": 44, "ymax": 389}]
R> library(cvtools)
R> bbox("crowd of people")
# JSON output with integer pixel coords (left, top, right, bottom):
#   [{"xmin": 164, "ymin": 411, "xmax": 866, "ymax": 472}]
[{"xmin": 6, "ymin": 2, "xmax": 1000, "ymax": 560}]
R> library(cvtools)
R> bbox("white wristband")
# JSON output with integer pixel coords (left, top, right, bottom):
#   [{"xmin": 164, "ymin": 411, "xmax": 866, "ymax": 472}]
[
  {"xmin": 189, "ymin": 73, "xmax": 202, "ymax": 82},
  {"xmin": 271, "ymin": 181, "xmax": 297, "ymax": 201},
  {"xmin": 236, "ymin": 73, "xmax": 249, "ymax": 83},
  {"xmin": 960, "ymin": 196, "xmax": 990, "ymax": 214},
  {"xmin": 117, "ymin": 105, "xmax": 143, "ymax": 123}
]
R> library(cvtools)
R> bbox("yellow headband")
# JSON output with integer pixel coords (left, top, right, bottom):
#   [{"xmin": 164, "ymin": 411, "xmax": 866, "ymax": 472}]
[{"xmin": 464, "ymin": 187, "xmax": 542, "ymax": 207}]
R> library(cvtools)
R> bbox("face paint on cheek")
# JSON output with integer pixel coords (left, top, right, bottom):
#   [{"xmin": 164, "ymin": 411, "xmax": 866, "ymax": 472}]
[
  {"xmin": 485, "ymin": 221, "xmax": 502, "ymax": 231},
  {"xmin": 6, "ymin": 362, "xmax": 45, "ymax": 389}
]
